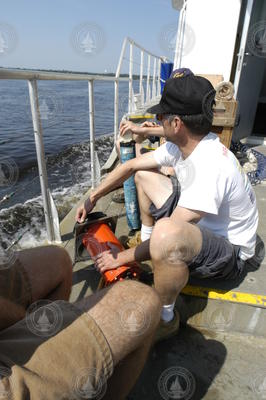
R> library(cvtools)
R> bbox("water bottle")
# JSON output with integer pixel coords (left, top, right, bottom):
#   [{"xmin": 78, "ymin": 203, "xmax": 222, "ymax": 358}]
[{"xmin": 120, "ymin": 131, "xmax": 141, "ymax": 231}]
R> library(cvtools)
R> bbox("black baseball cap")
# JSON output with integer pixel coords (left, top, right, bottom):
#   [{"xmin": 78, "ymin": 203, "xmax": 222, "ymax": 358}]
[
  {"xmin": 170, "ymin": 67, "xmax": 193, "ymax": 78},
  {"xmin": 146, "ymin": 74, "xmax": 214, "ymax": 116}
]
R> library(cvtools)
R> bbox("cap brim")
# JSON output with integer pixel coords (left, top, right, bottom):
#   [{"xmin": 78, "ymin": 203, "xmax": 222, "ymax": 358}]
[{"xmin": 146, "ymin": 103, "xmax": 165, "ymax": 115}]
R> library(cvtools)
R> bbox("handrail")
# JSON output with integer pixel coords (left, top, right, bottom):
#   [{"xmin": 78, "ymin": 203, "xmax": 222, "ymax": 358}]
[
  {"xmin": 126, "ymin": 37, "xmax": 166, "ymax": 60},
  {"xmin": 0, "ymin": 36, "xmax": 165, "ymax": 245},
  {"xmin": 114, "ymin": 36, "xmax": 166, "ymax": 140},
  {"xmin": 0, "ymin": 68, "xmax": 128, "ymax": 81}
]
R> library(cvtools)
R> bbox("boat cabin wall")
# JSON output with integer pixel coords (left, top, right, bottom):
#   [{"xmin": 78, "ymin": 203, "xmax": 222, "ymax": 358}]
[{"xmin": 176, "ymin": 0, "xmax": 242, "ymax": 81}]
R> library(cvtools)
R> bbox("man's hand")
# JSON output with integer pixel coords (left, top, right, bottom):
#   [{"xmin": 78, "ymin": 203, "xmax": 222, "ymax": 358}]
[
  {"xmin": 141, "ymin": 121, "xmax": 159, "ymax": 128},
  {"xmin": 120, "ymin": 119, "xmax": 164, "ymax": 139},
  {"xmin": 94, "ymin": 242, "xmax": 122, "ymax": 273},
  {"xmin": 120, "ymin": 120, "xmax": 147, "ymax": 137},
  {"xmin": 75, "ymin": 196, "xmax": 96, "ymax": 223},
  {"xmin": 95, "ymin": 239, "xmax": 151, "ymax": 274}
]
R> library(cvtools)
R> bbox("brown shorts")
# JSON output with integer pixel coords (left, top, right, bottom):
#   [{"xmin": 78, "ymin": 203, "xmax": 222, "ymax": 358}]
[
  {"xmin": 0, "ymin": 260, "xmax": 113, "ymax": 399},
  {"xmin": 0, "ymin": 258, "xmax": 33, "ymax": 333},
  {"xmin": 0, "ymin": 258, "xmax": 32, "ymax": 309},
  {"xmin": 0, "ymin": 301, "xmax": 114, "ymax": 400}
]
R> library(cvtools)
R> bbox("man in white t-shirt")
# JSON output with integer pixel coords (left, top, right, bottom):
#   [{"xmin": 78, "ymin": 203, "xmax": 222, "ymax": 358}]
[{"xmin": 75, "ymin": 72, "xmax": 258, "ymax": 342}]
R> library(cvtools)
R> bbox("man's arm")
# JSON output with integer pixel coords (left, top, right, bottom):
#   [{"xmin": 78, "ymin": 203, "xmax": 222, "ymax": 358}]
[
  {"xmin": 170, "ymin": 205, "xmax": 206, "ymax": 224},
  {"xmin": 75, "ymin": 151, "xmax": 158, "ymax": 222},
  {"xmin": 94, "ymin": 206, "xmax": 207, "ymax": 272},
  {"xmin": 120, "ymin": 120, "xmax": 164, "ymax": 138}
]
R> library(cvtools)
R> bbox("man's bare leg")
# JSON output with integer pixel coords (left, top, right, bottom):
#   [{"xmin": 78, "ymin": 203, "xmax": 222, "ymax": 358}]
[
  {"xmin": 76, "ymin": 280, "xmax": 161, "ymax": 400},
  {"xmin": 19, "ymin": 245, "xmax": 73, "ymax": 303},
  {"xmin": 150, "ymin": 218, "xmax": 202, "ymax": 304},
  {"xmin": 135, "ymin": 170, "xmax": 173, "ymax": 227}
]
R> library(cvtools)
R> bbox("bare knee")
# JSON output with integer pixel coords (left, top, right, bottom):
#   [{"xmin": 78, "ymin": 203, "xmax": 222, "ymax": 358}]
[
  {"xmin": 150, "ymin": 218, "xmax": 189, "ymax": 264},
  {"xmin": 134, "ymin": 170, "xmax": 150, "ymax": 186},
  {"xmin": 111, "ymin": 280, "xmax": 161, "ymax": 330}
]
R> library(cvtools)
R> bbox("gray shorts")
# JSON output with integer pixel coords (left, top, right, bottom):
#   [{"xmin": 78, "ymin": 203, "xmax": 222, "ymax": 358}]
[
  {"xmin": 149, "ymin": 176, "xmax": 181, "ymax": 221},
  {"xmin": 188, "ymin": 226, "xmax": 244, "ymax": 280},
  {"xmin": 149, "ymin": 176, "xmax": 245, "ymax": 280}
]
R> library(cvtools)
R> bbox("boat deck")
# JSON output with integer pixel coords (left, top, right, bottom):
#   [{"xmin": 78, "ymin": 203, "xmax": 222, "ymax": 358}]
[{"xmin": 60, "ymin": 145, "xmax": 266, "ymax": 400}]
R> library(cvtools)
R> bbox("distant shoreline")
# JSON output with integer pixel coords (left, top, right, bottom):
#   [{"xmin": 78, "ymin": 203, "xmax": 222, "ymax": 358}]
[{"xmin": 0, "ymin": 66, "xmax": 143, "ymax": 79}]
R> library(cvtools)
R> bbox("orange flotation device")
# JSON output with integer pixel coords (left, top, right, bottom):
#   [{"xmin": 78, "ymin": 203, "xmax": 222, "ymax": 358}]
[{"xmin": 82, "ymin": 221, "xmax": 140, "ymax": 286}]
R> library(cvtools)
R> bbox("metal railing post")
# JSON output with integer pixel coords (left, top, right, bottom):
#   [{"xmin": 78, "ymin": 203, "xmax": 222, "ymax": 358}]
[
  {"xmin": 28, "ymin": 79, "xmax": 55, "ymax": 242},
  {"xmin": 114, "ymin": 79, "xmax": 119, "ymax": 141},
  {"xmin": 139, "ymin": 50, "xmax": 144, "ymax": 106},
  {"xmin": 174, "ymin": 0, "xmax": 187, "ymax": 68},
  {"xmin": 128, "ymin": 42, "xmax": 133, "ymax": 113},
  {"xmin": 152, "ymin": 58, "xmax": 157, "ymax": 100},
  {"xmin": 88, "ymin": 80, "xmax": 96, "ymax": 189},
  {"xmin": 157, "ymin": 58, "xmax": 161, "ymax": 96},
  {"xmin": 114, "ymin": 38, "xmax": 128, "ymax": 140},
  {"xmin": 146, "ymin": 55, "xmax": 151, "ymax": 104}
]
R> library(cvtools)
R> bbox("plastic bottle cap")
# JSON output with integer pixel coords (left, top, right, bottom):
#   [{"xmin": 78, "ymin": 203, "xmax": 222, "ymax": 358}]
[{"xmin": 119, "ymin": 130, "xmax": 133, "ymax": 143}]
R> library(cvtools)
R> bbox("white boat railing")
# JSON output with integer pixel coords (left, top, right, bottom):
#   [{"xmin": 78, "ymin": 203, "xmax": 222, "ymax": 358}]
[
  {"xmin": 0, "ymin": 37, "xmax": 165, "ymax": 243},
  {"xmin": 114, "ymin": 37, "xmax": 167, "ymax": 140}
]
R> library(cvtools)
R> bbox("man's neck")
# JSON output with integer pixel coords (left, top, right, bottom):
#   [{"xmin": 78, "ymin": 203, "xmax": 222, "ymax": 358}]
[{"xmin": 172, "ymin": 133, "xmax": 207, "ymax": 159}]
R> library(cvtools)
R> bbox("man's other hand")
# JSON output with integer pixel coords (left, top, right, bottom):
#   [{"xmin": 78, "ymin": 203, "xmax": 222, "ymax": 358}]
[
  {"xmin": 94, "ymin": 242, "xmax": 122, "ymax": 273},
  {"xmin": 75, "ymin": 196, "xmax": 95, "ymax": 223}
]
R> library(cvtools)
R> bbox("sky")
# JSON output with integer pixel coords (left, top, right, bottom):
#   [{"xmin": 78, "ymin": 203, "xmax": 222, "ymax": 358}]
[{"xmin": 0, "ymin": 0, "xmax": 180, "ymax": 73}]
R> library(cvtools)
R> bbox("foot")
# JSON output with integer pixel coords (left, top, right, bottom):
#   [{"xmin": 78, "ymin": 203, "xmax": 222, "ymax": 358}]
[
  {"xmin": 127, "ymin": 231, "xmax": 141, "ymax": 248},
  {"xmin": 154, "ymin": 309, "xmax": 180, "ymax": 344},
  {"xmin": 112, "ymin": 189, "xmax": 125, "ymax": 203}
]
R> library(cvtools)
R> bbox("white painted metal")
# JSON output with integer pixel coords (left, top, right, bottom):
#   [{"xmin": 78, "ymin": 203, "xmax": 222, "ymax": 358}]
[
  {"xmin": 174, "ymin": 0, "xmax": 187, "ymax": 68},
  {"xmin": 128, "ymin": 43, "xmax": 133, "ymax": 113},
  {"xmin": 94, "ymin": 151, "xmax": 101, "ymax": 187},
  {"xmin": 113, "ymin": 37, "xmax": 164, "ymax": 136},
  {"xmin": 157, "ymin": 58, "xmax": 161, "ymax": 96},
  {"xmin": 48, "ymin": 189, "xmax": 62, "ymax": 243},
  {"xmin": 114, "ymin": 37, "xmax": 128, "ymax": 140},
  {"xmin": 146, "ymin": 55, "xmax": 151, "ymax": 104},
  {"xmin": 175, "ymin": 0, "xmax": 242, "ymax": 81},
  {"xmin": 0, "ymin": 69, "xmax": 128, "ymax": 81},
  {"xmin": 114, "ymin": 37, "xmax": 164, "ymax": 79},
  {"xmin": 152, "ymin": 58, "xmax": 157, "ymax": 100},
  {"xmin": 114, "ymin": 80, "xmax": 119, "ymax": 141},
  {"xmin": 88, "ymin": 80, "xmax": 96, "ymax": 189},
  {"xmin": 28, "ymin": 79, "xmax": 55, "ymax": 243},
  {"xmin": 115, "ymin": 38, "xmax": 128, "ymax": 78},
  {"xmin": 126, "ymin": 37, "xmax": 165, "ymax": 59},
  {"xmin": 139, "ymin": 50, "xmax": 144, "ymax": 105}
]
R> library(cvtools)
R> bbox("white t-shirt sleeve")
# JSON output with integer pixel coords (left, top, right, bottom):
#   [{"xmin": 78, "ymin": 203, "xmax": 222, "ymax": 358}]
[
  {"xmin": 153, "ymin": 142, "xmax": 181, "ymax": 167},
  {"xmin": 178, "ymin": 164, "xmax": 228, "ymax": 215}
]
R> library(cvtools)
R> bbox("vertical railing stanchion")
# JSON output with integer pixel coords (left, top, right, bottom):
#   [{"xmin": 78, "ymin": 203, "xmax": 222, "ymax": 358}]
[
  {"xmin": 88, "ymin": 79, "xmax": 96, "ymax": 189},
  {"xmin": 139, "ymin": 50, "xmax": 144, "ymax": 107},
  {"xmin": 28, "ymin": 79, "xmax": 55, "ymax": 242},
  {"xmin": 128, "ymin": 42, "xmax": 133, "ymax": 113},
  {"xmin": 152, "ymin": 58, "xmax": 157, "ymax": 100},
  {"xmin": 157, "ymin": 58, "xmax": 161, "ymax": 96},
  {"xmin": 114, "ymin": 79, "xmax": 119, "ymax": 141},
  {"xmin": 146, "ymin": 55, "xmax": 151, "ymax": 104},
  {"xmin": 114, "ymin": 38, "xmax": 128, "ymax": 140}
]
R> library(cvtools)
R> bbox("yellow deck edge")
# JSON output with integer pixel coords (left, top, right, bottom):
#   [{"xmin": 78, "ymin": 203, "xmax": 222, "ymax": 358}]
[
  {"xmin": 129, "ymin": 114, "xmax": 154, "ymax": 119},
  {"xmin": 181, "ymin": 285, "xmax": 266, "ymax": 307}
]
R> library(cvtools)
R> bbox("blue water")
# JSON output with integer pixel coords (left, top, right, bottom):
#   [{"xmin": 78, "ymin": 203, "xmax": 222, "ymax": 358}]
[{"xmin": 0, "ymin": 78, "xmax": 142, "ymax": 249}]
